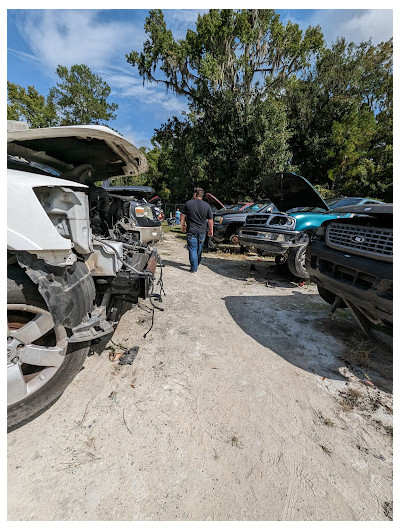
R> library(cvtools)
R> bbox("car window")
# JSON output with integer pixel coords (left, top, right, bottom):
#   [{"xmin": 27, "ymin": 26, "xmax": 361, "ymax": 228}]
[{"xmin": 325, "ymin": 197, "xmax": 363, "ymax": 209}]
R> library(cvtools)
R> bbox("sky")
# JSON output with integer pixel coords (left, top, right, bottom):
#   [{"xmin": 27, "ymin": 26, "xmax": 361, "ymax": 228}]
[{"xmin": 6, "ymin": 6, "xmax": 394, "ymax": 149}]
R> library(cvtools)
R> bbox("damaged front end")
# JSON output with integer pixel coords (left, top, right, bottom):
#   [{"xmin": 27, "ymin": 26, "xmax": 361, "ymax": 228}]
[{"xmin": 7, "ymin": 123, "xmax": 163, "ymax": 343}]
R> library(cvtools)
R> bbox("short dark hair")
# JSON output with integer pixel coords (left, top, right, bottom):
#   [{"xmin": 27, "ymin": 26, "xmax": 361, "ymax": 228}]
[{"xmin": 194, "ymin": 187, "xmax": 204, "ymax": 198}]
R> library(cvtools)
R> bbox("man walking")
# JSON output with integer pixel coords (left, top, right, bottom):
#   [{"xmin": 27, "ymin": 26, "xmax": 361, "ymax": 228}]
[{"xmin": 180, "ymin": 187, "xmax": 214, "ymax": 273}]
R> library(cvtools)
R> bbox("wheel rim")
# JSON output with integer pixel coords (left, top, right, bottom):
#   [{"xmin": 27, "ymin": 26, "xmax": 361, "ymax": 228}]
[
  {"xmin": 300, "ymin": 248, "xmax": 306, "ymax": 269},
  {"xmin": 7, "ymin": 304, "xmax": 68, "ymax": 406}
]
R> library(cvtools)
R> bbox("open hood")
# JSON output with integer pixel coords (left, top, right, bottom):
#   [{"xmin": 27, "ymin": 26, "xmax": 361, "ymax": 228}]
[
  {"xmin": 7, "ymin": 124, "xmax": 148, "ymax": 183},
  {"xmin": 261, "ymin": 172, "xmax": 328, "ymax": 212},
  {"xmin": 204, "ymin": 193, "xmax": 225, "ymax": 210},
  {"xmin": 102, "ymin": 185, "xmax": 156, "ymax": 198}
]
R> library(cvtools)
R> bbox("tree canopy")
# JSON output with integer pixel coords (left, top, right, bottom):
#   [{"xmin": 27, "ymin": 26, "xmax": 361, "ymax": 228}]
[
  {"xmin": 7, "ymin": 64, "xmax": 118, "ymax": 128},
  {"xmin": 127, "ymin": 9, "xmax": 392, "ymax": 203}
]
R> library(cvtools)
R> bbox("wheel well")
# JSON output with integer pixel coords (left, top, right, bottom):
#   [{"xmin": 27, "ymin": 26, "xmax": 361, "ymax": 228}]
[
  {"xmin": 226, "ymin": 223, "xmax": 243, "ymax": 236},
  {"xmin": 7, "ymin": 264, "xmax": 45, "ymax": 306}
]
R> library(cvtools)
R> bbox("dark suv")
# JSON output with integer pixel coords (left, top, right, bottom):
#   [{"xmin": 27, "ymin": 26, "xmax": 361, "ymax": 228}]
[
  {"xmin": 305, "ymin": 203, "xmax": 393, "ymax": 333},
  {"xmin": 212, "ymin": 201, "xmax": 276, "ymax": 246}
]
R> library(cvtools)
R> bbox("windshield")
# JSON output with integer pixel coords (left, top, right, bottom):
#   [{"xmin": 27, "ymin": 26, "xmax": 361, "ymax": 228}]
[
  {"xmin": 325, "ymin": 197, "xmax": 363, "ymax": 208},
  {"xmin": 287, "ymin": 197, "xmax": 364, "ymax": 213},
  {"xmin": 242, "ymin": 202, "xmax": 269, "ymax": 213}
]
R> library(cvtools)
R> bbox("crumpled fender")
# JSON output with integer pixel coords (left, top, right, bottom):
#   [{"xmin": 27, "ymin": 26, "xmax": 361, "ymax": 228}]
[{"xmin": 16, "ymin": 252, "xmax": 95, "ymax": 329}]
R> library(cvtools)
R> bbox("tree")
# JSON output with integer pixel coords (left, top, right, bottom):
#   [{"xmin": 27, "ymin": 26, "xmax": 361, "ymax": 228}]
[
  {"xmin": 285, "ymin": 38, "xmax": 393, "ymax": 200},
  {"xmin": 52, "ymin": 64, "xmax": 118, "ymax": 125},
  {"xmin": 7, "ymin": 82, "xmax": 58, "ymax": 127},
  {"xmin": 127, "ymin": 9, "xmax": 323, "ymax": 102},
  {"xmin": 8, "ymin": 64, "xmax": 119, "ymax": 129},
  {"xmin": 127, "ymin": 9, "xmax": 323, "ymax": 201}
]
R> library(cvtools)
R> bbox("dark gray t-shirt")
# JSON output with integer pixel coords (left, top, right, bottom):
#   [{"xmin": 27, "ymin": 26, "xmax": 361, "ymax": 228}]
[{"xmin": 181, "ymin": 198, "xmax": 213, "ymax": 234}]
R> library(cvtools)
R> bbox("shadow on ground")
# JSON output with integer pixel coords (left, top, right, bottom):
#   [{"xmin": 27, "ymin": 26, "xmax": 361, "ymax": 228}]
[
  {"xmin": 223, "ymin": 294, "xmax": 393, "ymax": 390},
  {"xmin": 161, "ymin": 258, "xmax": 192, "ymax": 272},
  {"xmin": 201, "ymin": 253, "xmax": 299, "ymax": 287}
]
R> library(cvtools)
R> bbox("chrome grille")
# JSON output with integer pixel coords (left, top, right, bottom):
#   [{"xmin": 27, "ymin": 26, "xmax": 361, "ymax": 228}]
[
  {"xmin": 245, "ymin": 214, "xmax": 294, "ymax": 227},
  {"xmin": 326, "ymin": 222, "xmax": 393, "ymax": 261},
  {"xmin": 246, "ymin": 214, "xmax": 271, "ymax": 226}
]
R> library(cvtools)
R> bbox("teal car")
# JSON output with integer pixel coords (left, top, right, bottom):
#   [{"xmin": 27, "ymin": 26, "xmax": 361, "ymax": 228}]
[{"xmin": 238, "ymin": 172, "xmax": 383, "ymax": 278}]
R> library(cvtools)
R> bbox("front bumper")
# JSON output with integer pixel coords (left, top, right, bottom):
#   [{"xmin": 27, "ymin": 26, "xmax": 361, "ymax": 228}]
[
  {"xmin": 212, "ymin": 224, "xmax": 229, "ymax": 242},
  {"xmin": 238, "ymin": 226, "xmax": 307, "ymax": 253},
  {"xmin": 136, "ymin": 225, "xmax": 162, "ymax": 244},
  {"xmin": 306, "ymin": 240, "xmax": 393, "ymax": 323}
]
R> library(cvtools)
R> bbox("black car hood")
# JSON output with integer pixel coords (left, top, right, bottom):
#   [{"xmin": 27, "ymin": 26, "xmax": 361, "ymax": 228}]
[{"xmin": 261, "ymin": 172, "xmax": 328, "ymax": 212}]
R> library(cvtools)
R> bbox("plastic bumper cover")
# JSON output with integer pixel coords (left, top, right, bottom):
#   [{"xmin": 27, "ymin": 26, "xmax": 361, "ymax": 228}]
[{"xmin": 306, "ymin": 240, "xmax": 392, "ymax": 322}]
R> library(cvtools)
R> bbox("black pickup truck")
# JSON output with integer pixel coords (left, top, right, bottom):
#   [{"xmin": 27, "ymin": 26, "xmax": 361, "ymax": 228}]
[{"xmin": 305, "ymin": 203, "xmax": 393, "ymax": 333}]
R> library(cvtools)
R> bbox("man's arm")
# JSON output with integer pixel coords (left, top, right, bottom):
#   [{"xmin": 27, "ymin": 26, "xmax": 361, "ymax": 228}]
[
  {"xmin": 207, "ymin": 217, "xmax": 213, "ymax": 237},
  {"xmin": 180, "ymin": 213, "xmax": 187, "ymax": 233}
]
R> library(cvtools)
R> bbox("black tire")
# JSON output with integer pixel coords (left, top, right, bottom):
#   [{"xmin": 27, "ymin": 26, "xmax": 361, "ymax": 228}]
[
  {"xmin": 205, "ymin": 236, "xmax": 217, "ymax": 250},
  {"xmin": 7, "ymin": 266, "xmax": 90, "ymax": 429},
  {"xmin": 317, "ymin": 285, "xmax": 346, "ymax": 308},
  {"xmin": 287, "ymin": 244, "xmax": 309, "ymax": 279}
]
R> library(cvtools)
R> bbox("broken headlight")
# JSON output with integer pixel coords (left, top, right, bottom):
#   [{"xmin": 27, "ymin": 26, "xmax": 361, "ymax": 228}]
[{"xmin": 268, "ymin": 215, "xmax": 296, "ymax": 229}]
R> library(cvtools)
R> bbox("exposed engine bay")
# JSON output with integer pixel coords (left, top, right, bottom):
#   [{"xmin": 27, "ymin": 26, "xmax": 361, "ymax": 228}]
[{"xmin": 7, "ymin": 126, "xmax": 163, "ymax": 342}]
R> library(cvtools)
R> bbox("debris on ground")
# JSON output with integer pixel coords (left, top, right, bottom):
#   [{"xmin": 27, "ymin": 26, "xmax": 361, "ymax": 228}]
[
  {"xmin": 118, "ymin": 347, "xmax": 139, "ymax": 365},
  {"xmin": 108, "ymin": 350, "xmax": 124, "ymax": 362},
  {"xmin": 106, "ymin": 339, "xmax": 139, "ymax": 365}
]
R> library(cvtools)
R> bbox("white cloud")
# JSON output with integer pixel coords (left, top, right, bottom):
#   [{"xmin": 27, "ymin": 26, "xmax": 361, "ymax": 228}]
[
  {"xmin": 163, "ymin": 9, "xmax": 208, "ymax": 39},
  {"xmin": 121, "ymin": 125, "xmax": 153, "ymax": 149},
  {"xmin": 14, "ymin": 10, "xmax": 145, "ymax": 75},
  {"xmin": 309, "ymin": 9, "xmax": 393, "ymax": 46},
  {"xmin": 106, "ymin": 71, "xmax": 188, "ymax": 115}
]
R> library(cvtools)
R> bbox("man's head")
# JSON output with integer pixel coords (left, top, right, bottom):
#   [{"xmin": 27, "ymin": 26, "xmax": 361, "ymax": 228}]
[{"xmin": 193, "ymin": 187, "xmax": 204, "ymax": 199}]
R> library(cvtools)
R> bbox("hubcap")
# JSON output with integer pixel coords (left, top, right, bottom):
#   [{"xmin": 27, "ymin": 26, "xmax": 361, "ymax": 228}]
[{"xmin": 7, "ymin": 304, "xmax": 68, "ymax": 406}]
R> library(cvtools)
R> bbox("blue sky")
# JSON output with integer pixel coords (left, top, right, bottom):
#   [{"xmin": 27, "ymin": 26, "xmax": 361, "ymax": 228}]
[{"xmin": 7, "ymin": 8, "xmax": 393, "ymax": 149}]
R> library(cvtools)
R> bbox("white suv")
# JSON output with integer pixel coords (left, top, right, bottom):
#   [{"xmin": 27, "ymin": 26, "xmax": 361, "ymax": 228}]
[{"xmin": 7, "ymin": 121, "xmax": 161, "ymax": 428}]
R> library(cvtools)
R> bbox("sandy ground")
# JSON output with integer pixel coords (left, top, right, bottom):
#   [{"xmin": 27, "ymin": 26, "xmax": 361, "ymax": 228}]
[{"xmin": 7, "ymin": 230, "xmax": 393, "ymax": 521}]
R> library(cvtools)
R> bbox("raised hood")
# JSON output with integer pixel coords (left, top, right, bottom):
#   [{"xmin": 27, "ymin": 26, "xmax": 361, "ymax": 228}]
[
  {"xmin": 261, "ymin": 172, "xmax": 328, "ymax": 212},
  {"xmin": 7, "ymin": 124, "xmax": 148, "ymax": 183},
  {"xmin": 204, "ymin": 193, "xmax": 225, "ymax": 210}
]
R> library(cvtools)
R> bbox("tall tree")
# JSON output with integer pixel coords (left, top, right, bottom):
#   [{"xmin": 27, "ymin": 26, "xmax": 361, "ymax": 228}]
[
  {"xmin": 52, "ymin": 64, "xmax": 118, "ymax": 125},
  {"xmin": 127, "ymin": 9, "xmax": 323, "ymax": 201},
  {"xmin": 8, "ymin": 64, "xmax": 119, "ymax": 128},
  {"xmin": 127, "ymin": 9, "xmax": 323, "ymax": 102}
]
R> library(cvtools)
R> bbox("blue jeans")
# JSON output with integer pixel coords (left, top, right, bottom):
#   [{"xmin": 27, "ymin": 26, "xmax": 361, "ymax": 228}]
[{"xmin": 186, "ymin": 232, "xmax": 206, "ymax": 272}]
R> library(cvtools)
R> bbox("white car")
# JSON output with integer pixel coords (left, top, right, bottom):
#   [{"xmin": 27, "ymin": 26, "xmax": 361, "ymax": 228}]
[{"xmin": 7, "ymin": 121, "xmax": 161, "ymax": 428}]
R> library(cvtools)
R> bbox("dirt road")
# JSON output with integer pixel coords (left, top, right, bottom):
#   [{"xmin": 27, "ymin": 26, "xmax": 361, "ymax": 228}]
[{"xmin": 7, "ymin": 231, "xmax": 393, "ymax": 521}]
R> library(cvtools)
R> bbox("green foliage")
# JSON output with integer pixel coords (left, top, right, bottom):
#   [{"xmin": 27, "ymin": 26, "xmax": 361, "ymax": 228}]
[
  {"xmin": 7, "ymin": 82, "xmax": 58, "ymax": 127},
  {"xmin": 7, "ymin": 64, "xmax": 118, "ymax": 129},
  {"xmin": 285, "ymin": 37, "xmax": 393, "ymax": 201},
  {"xmin": 127, "ymin": 9, "xmax": 324, "ymax": 102},
  {"xmin": 127, "ymin": 9, "xmax": 322, "ymax": 202},
  {"xmin": 52, "ymin": 64, "xmax": 118, "ymax": 125}
]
